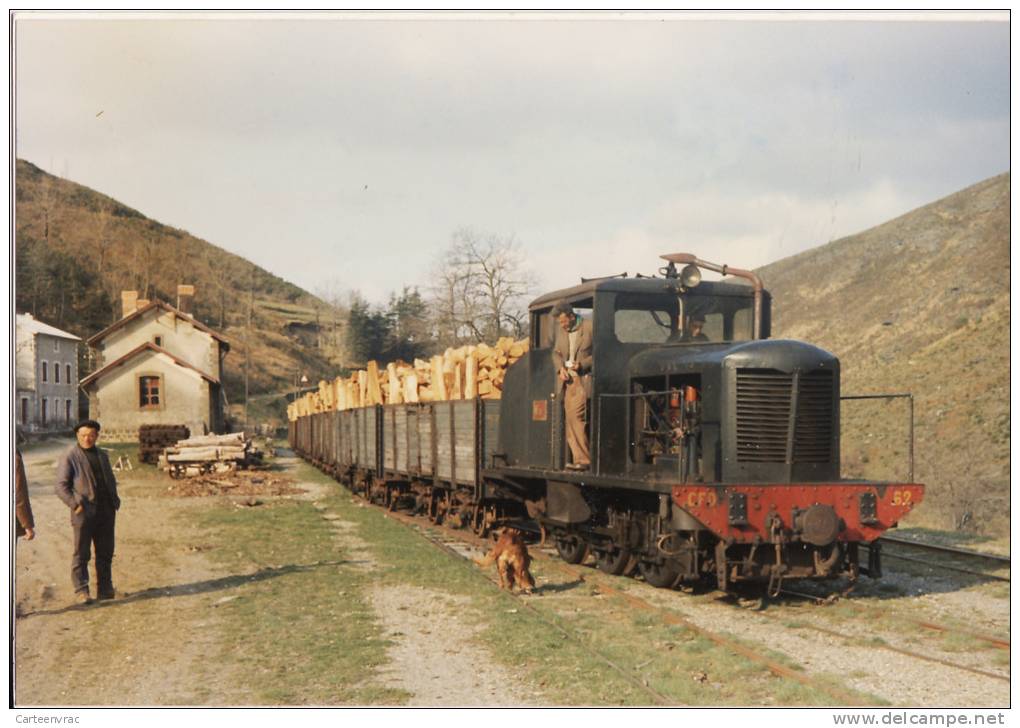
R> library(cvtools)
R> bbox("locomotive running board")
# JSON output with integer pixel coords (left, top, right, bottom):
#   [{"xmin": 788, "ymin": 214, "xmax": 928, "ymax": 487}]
[{"xmin": 483, "ymin": 466, "xmax": 674, "ymax": 494}]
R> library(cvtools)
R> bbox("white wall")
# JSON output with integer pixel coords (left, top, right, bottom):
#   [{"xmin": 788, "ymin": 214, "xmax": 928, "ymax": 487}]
[
  {"xmin": 100, "ymin": 309, "xmax": 220, "ymax": 378},
  {"xmin": 88, "ymin": 348, "xmax": 211, "ymax": 442}
]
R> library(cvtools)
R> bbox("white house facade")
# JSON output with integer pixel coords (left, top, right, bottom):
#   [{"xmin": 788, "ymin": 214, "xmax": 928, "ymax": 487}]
[
  {"xmin": 15, "ymin": 313, "xmax": 81, "ymax": 433},
  {"xmin": 82, "ymin": 299, "xmax": 230, "ymax": 442}
]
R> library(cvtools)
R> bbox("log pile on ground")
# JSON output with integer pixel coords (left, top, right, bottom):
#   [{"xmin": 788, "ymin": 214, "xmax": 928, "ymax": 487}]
[
  {"xmin": 159, "ymin": 432, "xmax": 263, "ymax": 478},
  {"xmin": 164, "ymin": 469, "xmax": 304, "ymax": 498},
  {"xmin": 287, "ymin": 336, "xmax": 530, "ymax": 421},
  {"xmin": 138, "ymin": 424, "xmax": 190, "ymax": 464}
]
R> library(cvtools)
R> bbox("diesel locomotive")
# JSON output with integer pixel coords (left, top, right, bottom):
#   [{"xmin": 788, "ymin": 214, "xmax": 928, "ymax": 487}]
[{"xmin": 291, "ymin": 253, "xmax": 923, "ymax": 592}]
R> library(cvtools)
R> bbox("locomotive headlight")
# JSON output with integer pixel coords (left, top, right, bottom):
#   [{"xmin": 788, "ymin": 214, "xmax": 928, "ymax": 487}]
[{"xmin": 681, "ymin": 264, "xmax": 702, "ymax": 288}]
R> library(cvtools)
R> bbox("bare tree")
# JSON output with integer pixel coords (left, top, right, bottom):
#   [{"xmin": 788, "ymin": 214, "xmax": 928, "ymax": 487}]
[
  {"xmin": 428, "ymin": 228, "xmax": 534, "ymax": 346},
  {"xmin": 429, "ymin": 250, "xmax": 477, "ymax": 345},
  {"xmin": 313, "ymin": 276, "xmax": 351, "ymax": 362}
]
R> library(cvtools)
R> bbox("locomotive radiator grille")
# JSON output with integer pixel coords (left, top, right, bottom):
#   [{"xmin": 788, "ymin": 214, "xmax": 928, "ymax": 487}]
[
  {"xmin": 793, "ymin": 370, "xmax": 835, "ymax": 462},
  {"xmin": 736, "ymin": 369, "xmax": 834, "ymax": 464},
  {"xmin": 736, "ymin": 370, "xmax": 792, "ymax": 462}
]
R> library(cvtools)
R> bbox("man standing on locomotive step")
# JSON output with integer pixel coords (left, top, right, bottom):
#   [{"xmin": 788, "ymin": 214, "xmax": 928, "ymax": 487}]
[
  {"xmin": 55, "ymin": 420, "xmax": 121, "ymax": 605},
  {"xmin": 551, "ymin": 301, "xmax": 593, "ymax": 470}
]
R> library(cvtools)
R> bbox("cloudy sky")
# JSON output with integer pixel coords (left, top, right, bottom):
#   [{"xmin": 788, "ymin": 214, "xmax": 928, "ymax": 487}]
[{"xmin": 14, "ymin": 11, "xmax": 1010, "ymax": 304}]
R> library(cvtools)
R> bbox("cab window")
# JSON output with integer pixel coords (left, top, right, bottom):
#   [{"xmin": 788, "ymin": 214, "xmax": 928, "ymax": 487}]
[
  {"xmin": 531, "ymin": 308, "xmax": 552, "ymax": 349},
  {"xmin": 679, "ymin": 293, "xmax": 755, "ymax": 342},
  {"xmin": 613, "ymin": 294, "xmax": 677, "ymax": 344}
]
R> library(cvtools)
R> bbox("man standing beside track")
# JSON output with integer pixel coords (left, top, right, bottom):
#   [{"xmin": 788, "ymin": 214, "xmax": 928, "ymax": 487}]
[
  {"xmin": 55, "ymin": 419, "xmax": 121, "ymax": 605},
  {"xmin": 551, "ymin": 301, "xmax": 593, "ymax": 471}
]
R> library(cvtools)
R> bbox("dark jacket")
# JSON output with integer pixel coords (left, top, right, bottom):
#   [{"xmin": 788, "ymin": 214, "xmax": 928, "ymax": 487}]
[
  {"xmin": 15, "ymin": 449, "xmax": 34, "ymax": 537},
  {"xmin": 551, "ymin": 316, "xmax": 593, "ymax": 396},
  {"xmin": 55, "ymin": 444, "xmax": 121, "ymax": 512}
]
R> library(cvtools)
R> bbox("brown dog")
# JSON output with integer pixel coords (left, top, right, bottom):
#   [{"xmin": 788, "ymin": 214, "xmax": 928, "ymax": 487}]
[{"xmin": 475, "ymin": 528, "xmax": 536, "ymax": 594}]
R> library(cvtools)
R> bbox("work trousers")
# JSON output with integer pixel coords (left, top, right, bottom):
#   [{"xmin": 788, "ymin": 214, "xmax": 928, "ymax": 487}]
[
  {"xmin": 564, "ymin": 376, "xmax": 591, "ymax": 466},
  {"xmin": 70, "ymin": 502, "xmax": 116, "ymax": 595}
]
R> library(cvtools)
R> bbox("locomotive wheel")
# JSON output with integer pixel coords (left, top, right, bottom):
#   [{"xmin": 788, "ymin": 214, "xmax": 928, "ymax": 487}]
[
  {"xmin": 555, "ymin": 534, "xmax": 589, "ymax": 565},
  {"xmin": 638, "ymin": 559, "xmax": 682, "ymax": 589},
  {"xmin": 594, "ymin": 546, "xmax": 636, "ymax": 576}
]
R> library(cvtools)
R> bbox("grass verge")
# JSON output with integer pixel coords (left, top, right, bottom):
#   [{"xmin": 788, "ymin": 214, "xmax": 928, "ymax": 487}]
[
  {"xmin": 192, "ymin": 488, "xmax": 407, "ymax": 705},
  {"xmin": 305, "ymin": 462, "xmax": 881, "ymax": 707}
]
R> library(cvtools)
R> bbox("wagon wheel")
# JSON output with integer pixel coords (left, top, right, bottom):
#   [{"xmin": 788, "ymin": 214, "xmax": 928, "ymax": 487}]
[
  {"xmin": 472, "ymin": 502, "xmax": 494, "ymax": 538},
  {"xmin": 638, "ymin": 559, "xmax": 682, "ymax": 589},
  {"xmin": 471, "ymin": 502, "xmax": 486, "ymax": 536},
  {"xmin": 554, "ymin": 534, "xmax": 589, "ymax": 565},
  {"xmin": 427, "ymin": 489, "xmax": 443, "ymax": 524},
  {"xmin": 594, "ymin": 545, "xmax": 637, "ymax": 576},
  {"xmin": 435, "ymin": 492, "xmax": 448, "ymax": 526},
  {"xmin": 449, "ymin": 507, "xmax": 467, "ymax": 529}
]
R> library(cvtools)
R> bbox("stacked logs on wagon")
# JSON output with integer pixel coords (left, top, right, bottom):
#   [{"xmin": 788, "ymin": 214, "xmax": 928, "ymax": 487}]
[
  {"xmin": 287, "ymin": 336, "xmax": 529, "ymax": 421},
  {"xmin": 159, "ymin": 432, "xmax": 263, "ymax": 479}
]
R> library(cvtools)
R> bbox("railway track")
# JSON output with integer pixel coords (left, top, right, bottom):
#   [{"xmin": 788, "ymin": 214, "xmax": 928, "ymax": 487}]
[
  {"xmin": 872, "ymin": 535, "xmax": 1010, "ymax": 583},
  {"xmin": 403, "ymin": 504, "xmax": 1010, "ymax": 693},
  {"xmin": 778, "ymin": 586, "xmax": 1010, "ymax": 652},
  {"xmin": 379, "ymin": 507, "xmax": 874, "ymax": 706},
  {"xmin": 333, "ymin": 476, "xmax": 999, "ymax": 706},
  {"xmin": 305, "ymin": 458, "xmax": 1009, "ymax": 703},
  {"xmin": 751, "ymin": 589, "xmax": 1010, "ymax": 683}
]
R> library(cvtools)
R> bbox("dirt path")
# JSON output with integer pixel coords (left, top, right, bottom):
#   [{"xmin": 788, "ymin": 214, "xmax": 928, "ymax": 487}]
[
  {"xmin": 13, "ymin": 448, "xmax": 541, "ymax": 706},
  {"xmin": 296, "ymin": 455, "xmax": 542, "ymax": 706},
  {"xmin": 367, "ymin": 585, "xmax": 539, "ymax": 706},
  {"xmin": 14, "ymin": 440, "xmax": 234, "ymax": 705}
]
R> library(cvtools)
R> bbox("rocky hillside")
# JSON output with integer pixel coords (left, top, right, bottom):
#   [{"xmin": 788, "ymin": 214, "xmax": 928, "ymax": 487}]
[
  {"xmin": 14, "ymin": 159, "xmax": 344, "ymax": 424},
  {"xmin": 759, "ymin": 173, "xmax": 1009, "ymax": 534}
]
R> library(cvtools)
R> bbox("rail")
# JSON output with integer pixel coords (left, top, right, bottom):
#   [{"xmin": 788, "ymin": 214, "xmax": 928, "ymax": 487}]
[
  {"xmin": 879, "ymin": 534, "xmax": 1010, "ymax": 564},
  {"xmin": 870, "ymin": 537, "xmax": 1010, "ymax": 583}
]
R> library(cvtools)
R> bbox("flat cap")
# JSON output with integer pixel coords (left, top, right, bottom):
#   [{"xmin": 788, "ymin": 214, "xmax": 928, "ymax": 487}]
[{"xmin": 74, "ymin": 419, "xmax": 101, "ymax": 433}]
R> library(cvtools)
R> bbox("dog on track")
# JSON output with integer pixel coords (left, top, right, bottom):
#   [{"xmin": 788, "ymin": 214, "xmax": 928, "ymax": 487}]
[{"xmin": 475, "ymin": 527, "xmax": 536, "ymax": 594}]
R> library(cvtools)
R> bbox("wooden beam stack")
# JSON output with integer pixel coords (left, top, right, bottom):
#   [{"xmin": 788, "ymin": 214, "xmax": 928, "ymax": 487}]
[{"xmin": 160, "ymin": 432, "xmax": 252, "ymax": 466}]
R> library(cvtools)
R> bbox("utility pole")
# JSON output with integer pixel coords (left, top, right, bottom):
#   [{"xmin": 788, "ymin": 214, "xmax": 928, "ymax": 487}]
[{"xmin": 244, "ymin": 268, "xmax": 254, "ymax": 431}]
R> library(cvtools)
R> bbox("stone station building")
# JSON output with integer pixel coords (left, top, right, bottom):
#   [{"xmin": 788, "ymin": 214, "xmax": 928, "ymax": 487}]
[{"xmin": 81, "ymin": 292, "xmax": 230, "ymax": 442}]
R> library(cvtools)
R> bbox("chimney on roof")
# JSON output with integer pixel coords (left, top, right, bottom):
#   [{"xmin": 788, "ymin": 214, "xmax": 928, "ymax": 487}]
[
  {"xmin": 121, "ymin": 290, "xmax": 138, "ymax": 319},
  {"xmin": 177, "ymin": 284, "xmax": 195, "ymax": 314}
]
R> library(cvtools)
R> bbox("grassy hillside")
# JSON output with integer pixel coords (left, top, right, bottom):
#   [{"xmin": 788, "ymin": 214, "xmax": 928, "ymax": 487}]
[
  {"xmin": 758, "ymin": 173, "xmax": 1009, "ymax": 534},
  {"xmin": 14, "ymin": 159, "xmax": 345, "ymax": 425}
]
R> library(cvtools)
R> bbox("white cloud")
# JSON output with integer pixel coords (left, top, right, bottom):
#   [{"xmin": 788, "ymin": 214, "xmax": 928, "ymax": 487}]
[
  {"xmin": 529, "ymin": 178, "xmax": 920, "ymax": 294},
  {"xmin": 13, "ymin": 15, "xmax": 1008, "ymax": 306}
]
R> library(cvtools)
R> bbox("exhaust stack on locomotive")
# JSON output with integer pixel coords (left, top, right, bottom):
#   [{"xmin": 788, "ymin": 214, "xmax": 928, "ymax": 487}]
[{"xmin": 290, "ymin": 252, "xmax": 924, "ymax": 593}]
